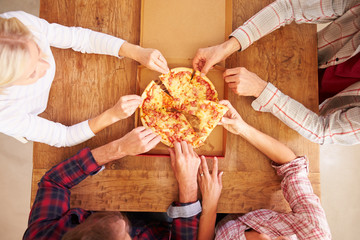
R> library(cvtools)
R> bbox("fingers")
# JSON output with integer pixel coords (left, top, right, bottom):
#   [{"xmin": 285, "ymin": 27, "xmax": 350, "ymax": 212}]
[
  {"xmin": 174, "ymin": 141, "xmax": 182, "ymax": 156},
  {"xmin": 200, "ymin": 61, "xmax": 213, "ymax": 76},
  {"xmin": 136, "ymin": 127, "xmax": 161, "ymax": 152},
  {"xmin": 151, "ymin": 52, "xmax": 169, "ymax": 74},
  {"xmin": 192, "ymin": 49, "xmax": 204, "ymax": 71},
  {"xmin": 149, "ymin": 61, "xmax": 168, "ymax": 74},
  {"xmin": 120, "ymin": 95, "xmax": 142, "ymax": 102},
  {"xmin": 138, "ymin": 128, "xmax": 155, "ymax": 138},
  {"xmin": 223, "ymin": 67, "xmax": 241, "ymax": 78},
  {"xmin": 200, "ymin": 156, "xmax": 211, "ymax": 178},
  {"xmin": 224, "ymin": 75, "xmax": 239, "ymax": 83},
  {"xmin": 153, "ymin": 58, "xmax": 170, "ymax": 74},
  {"xmin": 180, "ymin": 141, "xmax": 189, "ymax": 155},
  {"xmin": 218, "ymin": 171, "xmax": 223, "ymax": 187},
  {"xmin": 221, "ymin": 117, "xmax": 234, "ymax": 124},
  {"xmin": 219, "ymin": 100, "xmax": 238, "ymax": 117},
  {"xmin": 141, "ymin": 131, "xmax": 160, "ymax": 144},
  {"xmin": 144, "ymin": 135, "xmax": 161, "ymax": 151},
  {"xmin": 168, "ymin": 148, "xmax": 176, "ymax": 169},
  {"xmin": 228, "ymin": 82, "xmax": 238, "ymax": 90},
  {"xmin": 212, "ymin": 157, "xmax": 218, "ymax": 178},
  {"xmin": 219, "ymin": 99, "xmax": 231, "ymax": 106}
]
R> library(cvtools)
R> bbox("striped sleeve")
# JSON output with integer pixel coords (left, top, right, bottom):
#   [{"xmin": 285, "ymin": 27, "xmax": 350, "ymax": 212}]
[
  {"xmin": 5, "ymin": 11, "xmax": 125, "ymax": 58},
  {"xmin": 252, "ymin": 82, "xmax": 360, "ymax": 145},
  {"xmin": 230, "ymin": 0, "xmax": 357, "ymax": 51},
  {"xmin": 0, "ymin": 111, "xmax": 95, "ymax": 147}
]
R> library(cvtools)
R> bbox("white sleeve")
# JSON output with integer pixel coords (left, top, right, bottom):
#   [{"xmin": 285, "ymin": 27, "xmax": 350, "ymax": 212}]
[
  {"xmin": 0, "ymin": 113, "xmax": 95, "ymax": 147},
  {"xmin": 230, "ymin": 0, "xmax": 358, "ymax": 51},
  {"xmin": 1, "ymin": 11, "xmax": 125, "ymax": 57}
]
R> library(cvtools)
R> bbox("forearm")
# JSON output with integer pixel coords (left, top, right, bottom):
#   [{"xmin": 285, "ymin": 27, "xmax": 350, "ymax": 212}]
[
  {"xmin": 198, "ymin": 209, "xmax": 217, "ymax": 240},
  {"xmin": 7, "ymin": 114, "xmax": 94, "ymax": 147},
  {"xmin": 252, "ymin": 83, "xmax": 360, "ymax": 145},
  {"xmin": 88, "ymin": 108, "xmax": 120, "ymax": 134},
  {"xmin": 238, "ymin": 123, "xmax": 296, "ymax": 164},
  {"xmin": 220, "ymin": 37, "xmax": 242, "ymax": 56},
  {"xmin": 118, "ymin": 41, "xmax": 142, "ymax": 60},
  {"xmin": 90, "ymin": 138, "xmax": 127, "ymax": 165},
  {"xmin": 178, "ymin": 184, "xmax": 198, "ymax": 203}
]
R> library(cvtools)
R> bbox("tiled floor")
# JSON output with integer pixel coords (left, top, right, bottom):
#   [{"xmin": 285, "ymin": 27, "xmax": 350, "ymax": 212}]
[{"xmin": 1, "ymin": 1, "xmax": 360, "ymax": 240}]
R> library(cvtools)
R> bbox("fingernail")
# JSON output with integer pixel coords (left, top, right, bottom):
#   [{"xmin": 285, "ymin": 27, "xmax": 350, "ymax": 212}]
[{"xmin": 201, "ymin": 73, "xmax": 205, "ymax": 77}]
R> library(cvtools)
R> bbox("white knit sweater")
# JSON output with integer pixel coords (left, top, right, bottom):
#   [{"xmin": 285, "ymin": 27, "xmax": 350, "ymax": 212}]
[{"xmin": 0, "ymin": 11, "xmax": 125, "ymax": 147}]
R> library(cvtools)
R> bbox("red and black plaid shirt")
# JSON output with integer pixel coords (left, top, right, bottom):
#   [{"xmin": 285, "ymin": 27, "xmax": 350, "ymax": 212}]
[{"xmin": 23, "ymin": 148, "xmax": 199, "ymax": 240}]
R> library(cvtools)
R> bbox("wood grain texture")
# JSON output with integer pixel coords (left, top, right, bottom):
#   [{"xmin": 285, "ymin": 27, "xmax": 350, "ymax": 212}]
[{"xmin": 32, "ymin": 0, "xmax": 319, "ymax": 213}]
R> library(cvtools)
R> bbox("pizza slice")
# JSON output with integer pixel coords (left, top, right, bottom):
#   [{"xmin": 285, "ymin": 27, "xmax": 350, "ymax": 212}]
[
  {"xmin": 140, "ymin": 108, "xmax": 200, "ymax": 147},
  {"xmin": 140, "ymin": 80, "xmax": 173, "ymax": 111},
  {"xmin": 159, "ymin": 67, "xmax": 218, "ymax": 103},
  {"xmin": 190, "ymin": 71, "xmax": 218, "ymax": 102},
  {"xmin": 175, "ymin": 99, "xmax": 228, "ymax": 142}
]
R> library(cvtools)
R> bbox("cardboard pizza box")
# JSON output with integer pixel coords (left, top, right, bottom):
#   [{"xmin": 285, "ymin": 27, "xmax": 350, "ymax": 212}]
[{"xmin": 136, "ymin": 0, "xmax": 232, "ymax": 157}]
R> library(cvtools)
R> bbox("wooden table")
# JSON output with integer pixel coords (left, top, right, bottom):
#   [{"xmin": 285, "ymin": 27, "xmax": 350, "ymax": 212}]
[{"xmin": 32, "ymin": 0, "xmax": 319, "ymax": 213}]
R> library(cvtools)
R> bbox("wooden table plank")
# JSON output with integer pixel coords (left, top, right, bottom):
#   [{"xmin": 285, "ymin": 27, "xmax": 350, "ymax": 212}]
[{"xmin": 32, "ymin": 0, "xmax": 319, "ymax": 213}]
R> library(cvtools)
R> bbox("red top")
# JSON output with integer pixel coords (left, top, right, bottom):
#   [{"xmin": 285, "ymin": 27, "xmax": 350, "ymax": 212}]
[{"xmin": 319, "ymin": 52, "xmax": 360, "ymax": 103}]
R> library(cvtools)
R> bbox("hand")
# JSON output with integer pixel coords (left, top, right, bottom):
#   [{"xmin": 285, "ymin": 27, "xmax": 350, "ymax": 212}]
[
  {"xmin": 223, "ymin": 67, "xmax": 267, "ymax": 97},
  {"xmin": 218, "ymin": 100, "xmax": 247, "ymax": 135},
  {"xmin": 193, "ymin": 38, "xmax": 240, "ymax": 76},
  {"xmin": 169, "ymin": 141, "xmax": 201, "ymax": 203},
  {"xmin": 91, "ymin": 127, "xmax": 161, "ymax": 165},
  {"xmin": 135, "ymin": 47, "xmax": 169, "ymax": 74},
  {"xmin": 109, "ymin": 95, "xmax": 142, "ymax": 121},
  {"xmin": 119, "ymin": 127, "xmax": 161, "ymax": 156},
  {"xmin": 198, "ymin": 156, "xmax": 223, "ymax": 214},
  {"xmin": 119, "ymin": 42, "xmax": 169, "ymax": 74}
]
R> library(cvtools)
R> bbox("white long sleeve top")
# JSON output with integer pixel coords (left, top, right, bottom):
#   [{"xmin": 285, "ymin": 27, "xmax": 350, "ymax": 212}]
[
  {"xmin": 230, "ymin": 0, "xmax": 360, "ymax": 68},
  {"xmin": 0, "ymin": 11, "xmax": 125, "ymax": 147}
]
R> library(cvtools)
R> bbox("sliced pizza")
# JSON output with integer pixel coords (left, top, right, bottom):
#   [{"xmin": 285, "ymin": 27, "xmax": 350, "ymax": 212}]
[
  {"xmin": 140, "ymin": 108, "xmax": 200, "ymax": 147},
  {"xmin": 174, "ymin": 99, "xmax": 228, "ymax": 139},
  {"xmin": 140, "ymin": 81, "xmax": 173, "ymax": 111},
  {"xmin": 159, "ymin": 67, "xmax": 218, "ymax": 103},
  {"xmin": 140, "ymin": 68, "xmax": 225, "ymax": 148}
]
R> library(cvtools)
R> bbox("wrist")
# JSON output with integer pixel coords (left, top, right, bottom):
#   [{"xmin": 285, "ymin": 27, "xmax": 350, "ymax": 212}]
[
  {"xmin": 254, "ymin": 80, "xmax": 267, "ymax": 98},
  {"xmin": 236, "ymin": 122, "xmax": 251, "ymax": 136},
  {"xmin": 179, "ymin": 184, "xmax": 198, "ymax": 203},
  {"xmin": 105, "ymin": 108, "xmax": 122, "ymax": 124},
  {"xmin": 118, "ymin": 42, "xmax": 142, "ymax": 60},
  {"xmin": 201, "ymin": 202, "xmax": 218, "ymax": 215},
  {"xmin": 222, "ymin": 37, "xmax": 241, "ymax": 55},
  {"xmin": 91, "ymin": 139, "xmax": 127, "ymax": 166}
]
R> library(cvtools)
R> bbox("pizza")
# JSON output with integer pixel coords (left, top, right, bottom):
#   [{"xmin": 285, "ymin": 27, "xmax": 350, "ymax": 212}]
[
  {"xmin": 140, "ymin": 67, "xmax": 228, "ymax": 148},
  {"xmin": 159, "ymin": 67, "xmax": 218, "ymax": 103}
]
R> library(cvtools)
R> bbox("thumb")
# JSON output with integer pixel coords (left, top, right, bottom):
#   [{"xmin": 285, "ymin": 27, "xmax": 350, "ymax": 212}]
[
  {"xmin": 221, "ymin": 117, "xmax": 235, "ymax": 125},
  {"xmin": 201, "ymin": 61, "xmax": 214, "ymax": 76}
]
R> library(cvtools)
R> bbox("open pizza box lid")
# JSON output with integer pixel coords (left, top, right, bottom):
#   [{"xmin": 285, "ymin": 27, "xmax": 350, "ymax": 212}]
[{"xmin": 136, "ymin": 0, "xmax": 232, "ymax": 157}]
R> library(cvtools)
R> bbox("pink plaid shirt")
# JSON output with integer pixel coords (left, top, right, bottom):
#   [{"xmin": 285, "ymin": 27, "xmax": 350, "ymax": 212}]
[
  {"xmin": 230, "ymin": 0, "xmax": 360, "ymax": 69},
  {"xmin": 215, "ymin": 157, "xmax": 331, "ymax": 240}
]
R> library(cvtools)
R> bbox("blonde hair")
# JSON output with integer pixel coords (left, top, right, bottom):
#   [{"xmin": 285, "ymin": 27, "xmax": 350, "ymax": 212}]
[{"xmin": 0, "ymin": 17, "xmax": 34, "ymax": 92}]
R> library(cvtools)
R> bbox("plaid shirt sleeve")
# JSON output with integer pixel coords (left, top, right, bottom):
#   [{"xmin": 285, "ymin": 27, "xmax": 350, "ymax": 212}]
[
  {"xmin": 272, "ymin": 157, "xmax": 331, "ymax": 239},
  {"xmin": 23, "ymin": 148, "xmax": 101, "ymax": 240},
  {"xmin": 252, "ymin": 82, "xmax": 360, "ymax": 145},
  {"xmin": 171, "ymin": 202, "xmax": 200, "ymax": 240},
  {"xmin": 230, "ymin": 0, "xmax": 359, "ymax": 67}
]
